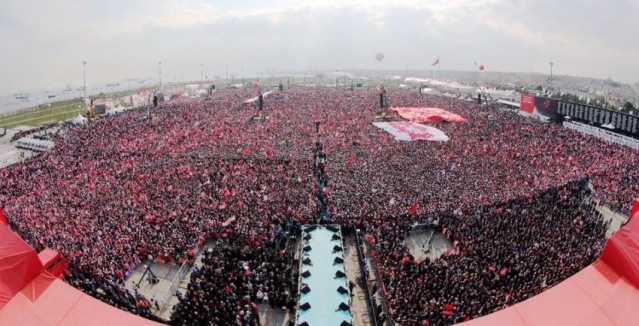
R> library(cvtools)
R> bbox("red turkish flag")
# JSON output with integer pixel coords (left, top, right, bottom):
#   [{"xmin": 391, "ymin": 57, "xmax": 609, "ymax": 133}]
[
  {"xmin": 409, "ymin": 201, "xmax": 419, "ymax": 215},
  {"xmin": 347, "ymin": 155, "xmax": 355, "ymax": 167}
]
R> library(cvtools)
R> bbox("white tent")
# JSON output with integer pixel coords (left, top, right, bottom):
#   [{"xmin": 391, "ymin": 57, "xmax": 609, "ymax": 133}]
[
  {"xmin": 69, "ymin": 113, "xmax": 88, "ymax": 126},
  {"xmin": 105, "ymin": 105, "xmax": 127, "ymax": 116}
]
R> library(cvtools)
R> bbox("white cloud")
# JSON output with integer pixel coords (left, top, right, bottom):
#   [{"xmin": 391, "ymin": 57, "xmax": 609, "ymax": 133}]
[{"xmin": 149, "ymin": 0, "xmax": 218, "ymax": 28}]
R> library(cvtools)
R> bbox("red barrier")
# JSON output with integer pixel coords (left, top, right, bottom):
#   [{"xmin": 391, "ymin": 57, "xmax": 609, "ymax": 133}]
[
  {"xmin": 0, "ymin": 207, "xmax": 7, "ymax": 226},
  {"xmin": 0, "ymin": 223, "xmax": 44, "ymax": 308},
  {"xmin": 629, "ymin": 198, "xmax": 639, "ymax": 221},
  {"xmin": 38, "ymin": 248, "xmax": 67, "ymax": 280},
  {"xmin": 0, "ymin": 221, "xmax": 161, "ymax": 325},
  {"xmin": 600, "ymin": 214, "xmax": 639, "ymax": 289}
]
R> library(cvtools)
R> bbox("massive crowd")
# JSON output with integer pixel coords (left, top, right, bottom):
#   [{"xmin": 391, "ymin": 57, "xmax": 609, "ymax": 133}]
[
  {"xmin": 0, "ymin": 86, "xmax": 637, "ymax": 325},
  {"xmin": 326, "ymin": 91, "xmax": 638, "ymax": 221},
  {"xmin": 368, "ymin": 179, "xmax": 608, "ymax": 325},
  {"xmin": 170, "ymin": 225, "xmax": 298, "ymax": 326}
]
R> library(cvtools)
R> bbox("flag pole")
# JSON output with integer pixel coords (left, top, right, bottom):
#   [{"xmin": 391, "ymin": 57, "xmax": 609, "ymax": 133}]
[
  {"xmin": 430, "ymin": 57, "xmax": 439, "ymax": 81},
  {"xmin": 474, "ymin": 62, "xmax": 477, "ymax": 85}
]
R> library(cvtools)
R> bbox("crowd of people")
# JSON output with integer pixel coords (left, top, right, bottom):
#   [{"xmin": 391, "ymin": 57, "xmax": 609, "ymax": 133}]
[
  {"xmin": 0, "ymin": 86, "xmax": 637, "ymax": 325},
  {"xmin": 368, "ymin": 179, "xmax": 608, "ymax": 325},
  {"xmin": 0, "ymin": 88, "xmax": 317, "ymax": 322},
  {"xmin": 325, "ymin": 91, "xmax": 638, "ymax": 222},
  {"xmin": 170, "ymin": 224, "xmax": 298, "ymax": 326}
]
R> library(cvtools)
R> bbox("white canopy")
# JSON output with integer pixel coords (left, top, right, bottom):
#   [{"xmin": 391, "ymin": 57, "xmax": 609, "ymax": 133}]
[{"xmin": 69, "ymin": 113, "xmax": 88, "ymax": 126}]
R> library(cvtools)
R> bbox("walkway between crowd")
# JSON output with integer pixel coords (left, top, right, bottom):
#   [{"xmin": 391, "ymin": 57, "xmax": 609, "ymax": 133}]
[{"xmin": 343, "ymin": 233, "xmax": 377, "ymax": 326}]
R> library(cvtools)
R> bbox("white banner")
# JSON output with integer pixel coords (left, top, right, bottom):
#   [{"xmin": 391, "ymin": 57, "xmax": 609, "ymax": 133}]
[
  {"xmin": 373, "ymin": 121, "xmax": 449, "ymax": 142},
  {"xmin": 563, "ymin": 121, "xmax": 639, "ymax": 150}
]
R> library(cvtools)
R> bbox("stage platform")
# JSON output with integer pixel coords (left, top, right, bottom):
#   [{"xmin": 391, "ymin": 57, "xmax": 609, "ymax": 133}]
[{"xmin": 404, "ymin": 227, "xmax": 454, "ymax": 262}]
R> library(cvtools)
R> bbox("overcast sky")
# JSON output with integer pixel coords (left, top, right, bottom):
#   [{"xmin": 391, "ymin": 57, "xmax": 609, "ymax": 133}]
[{"xmin": 1, "ymin": 0, "xmax": 638, "ymax": 93}]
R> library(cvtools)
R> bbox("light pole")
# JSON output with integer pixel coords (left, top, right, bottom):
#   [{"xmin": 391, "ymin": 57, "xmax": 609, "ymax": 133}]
[
  {"xmin": 200, "ymin": 63, "xmax": 204, "ymax": 89},
  {"xmin": 549, "ymin": 61, "xmax": 554, "ymax": 90},
  {"xmin": 159, "ymin": 61, "xmax": 162, "ymax": 90},
  {"xmin": 474, "ymin": 61, "xmax": 477, "ymax": 85},
  {"xmin": 83, "ymin": 61, "xmax": 87, "ymax": 102}
]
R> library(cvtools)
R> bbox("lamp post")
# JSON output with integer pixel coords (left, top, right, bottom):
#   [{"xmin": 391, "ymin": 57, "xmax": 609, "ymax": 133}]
[
  {"xmin": 549, "ymin": 62, "xmax": 554, "ymax": 89},
  {"xmin": 474, "ymin": 61, "xmax": 477, "ymax": 85},
  {"xmin": 83, "ymin": 61, "xmax": 87, "ymax": 102},
  {"xmin": 200, "ymin": 63, "xmax": 204, "ymax": 89},
  {"xmin": 159, "ymin": 61, "xmax": 162, "ymax": 89}
]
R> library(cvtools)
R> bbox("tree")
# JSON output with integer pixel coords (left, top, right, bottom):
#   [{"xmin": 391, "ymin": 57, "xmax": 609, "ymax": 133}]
[{"xmin": 623, "ymin": 101, "xmax": 635, "ymax": 112}]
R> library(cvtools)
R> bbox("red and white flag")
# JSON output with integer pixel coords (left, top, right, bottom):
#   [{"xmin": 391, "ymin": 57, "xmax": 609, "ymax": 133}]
[
  {"xmin": 347, "ymin": 155, "xmax": 355, "ymax": 167},
  {"xmin": 409, "ymin": 200, "xmax": 419, "ymax": 215}
]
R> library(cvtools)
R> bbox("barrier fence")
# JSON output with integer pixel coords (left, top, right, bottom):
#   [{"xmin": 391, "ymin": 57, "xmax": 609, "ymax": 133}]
[
  {"xmin": 563, "ymin": 121, "xmax": 639, "ymax": 150},
  {"xmin": 159, "ymin": 256, "xmax": 195, "ymax": 315},
  {"xmin": 353, "ymin": 225, "xmax": 394, "ymax": 326},
  {"xmin": 349, "ymin": 226, "xmax": 379, "ymax": 326}
]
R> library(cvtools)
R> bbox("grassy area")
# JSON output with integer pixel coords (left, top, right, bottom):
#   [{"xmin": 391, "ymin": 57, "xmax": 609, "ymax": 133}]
[
  {"xmin": 0, "ymin": 85, "xmax": 156, "ymax": 129},
  {"xmin": 0, "ymin": 100, "xmax": 85, "ymax": 128},
  {"xmin": 10, "ymin": 109, "xmax": 85, "ymax": 128},
  {"xmin": 0, "ymin": 79, "xmax": 374, "ymax": 129}
]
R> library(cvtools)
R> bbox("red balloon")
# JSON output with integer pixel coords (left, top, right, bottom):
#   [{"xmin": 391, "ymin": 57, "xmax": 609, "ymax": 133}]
[{"xmin": 479, "ymin": 65, "xmax": 485, "ymax": 71}]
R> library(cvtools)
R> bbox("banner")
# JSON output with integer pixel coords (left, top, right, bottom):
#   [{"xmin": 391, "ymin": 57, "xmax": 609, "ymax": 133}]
[
  {"xmin": 373, "ymin": 121, "xmax": 449, "ymax": 141},
  {"xmin": 563, "ymin": 121, "xmax": 639, "ymax": 150},
  {"xmin": 520, "ymin": 93, "xmax": 536, "ymax": 114},
  {"xmin": 535, "ymin": 97, "xmax": 560, "ymax": 122},
  {"xmin": 392, "ymin": 107, "xmax": 468, "ymax": 123},
  {"xmin": 557, "ymin": 100, "xmax": 639, "ymax": 136},
  {"xmin": 519, "ymin": 94, "xmax": 560, "ymax": 122},
  {"xmin": 523, "ymin": 94, "xmax": 639, "ymax": 138}
]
